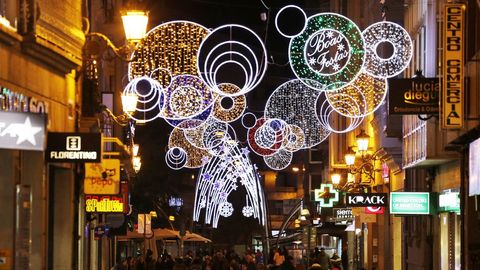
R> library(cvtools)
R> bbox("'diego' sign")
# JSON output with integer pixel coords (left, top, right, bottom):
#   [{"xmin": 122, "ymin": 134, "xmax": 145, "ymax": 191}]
[
  {"xmin": 388, "ymin": 78, "xmax": 439, "ymax": 115},
  {"xmin": 345, "ymin": 193, "xmax": 388, "ymax": 207}
]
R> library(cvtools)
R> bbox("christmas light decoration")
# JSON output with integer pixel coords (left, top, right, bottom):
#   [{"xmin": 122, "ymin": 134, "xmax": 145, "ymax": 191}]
[
  {"xmin": 123, "ymin": 76, "xmax": 164, "ymax": 123},
  {"xmin": 212, "ymin": 83, "xmax": 247, "ymax": 123},
  {"xmin": 263, "ymin": 149, "xmax": 293, "ymax": 170},
  {"xmin": 325, "ymin": 72, "xmax": 387, "ymax": 118},
  {"xmin": 316, "ymin": 91, "xmax": 364, "ymax": 133},
  {"xmin": 289, "ymin": 13, "xmax": 365, "ymax": 90},
  {"xmin": 362, "ymin": 21, "xmax": 413, "ymax": 78},
  {"xmin": 241, "ymin": 112, "xmax": 258, "ymax": 129},
  {"xmin": 193, "ymin": 143, "xmax": 266, "ymax": 228},
  {"xmin": 247, "ymin": 118, "xmax": 282, "ymax": 157},
  {"xmin": 168, "ymin": 127, "xmax": 212, "ymax": 168},
  {"xmin": 165, "ymin": 147, "xmax": 188, "ymax": 170},
  {"xmin": 128, "ymin": 21, "xmax": 210, "ymax": 84},
  {"xmin": 197, "ymin": 24, "xmax": 267, "ymax": 97},
  {"xmin": 275, "ymin": 5, "xmax": 307, "ymax": 38},
  {"xmin": 264, "ymin": 79, "xmax": 330, "ymax": 149}
]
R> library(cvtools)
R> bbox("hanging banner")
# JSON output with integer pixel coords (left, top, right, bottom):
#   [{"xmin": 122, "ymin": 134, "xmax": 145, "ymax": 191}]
[
  {"xmin": 84, "ymin": 159, "xmax": 121, "ymax": 194},
  {"xmin": 442, "ymin": 4, "xmax": 464, "ymax": 129},
  {"xmin": 388, "ymin": 78, "xmax": 439, "ymax": 115}
]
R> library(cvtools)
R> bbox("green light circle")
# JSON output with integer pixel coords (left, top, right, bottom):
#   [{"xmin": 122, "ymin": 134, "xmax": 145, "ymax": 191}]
[{"xmin": 289, "ymin": 13, "xmax": 365, "ymax": 91}]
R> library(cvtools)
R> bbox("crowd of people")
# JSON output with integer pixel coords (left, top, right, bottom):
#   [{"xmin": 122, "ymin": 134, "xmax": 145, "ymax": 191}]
[{"xmin": 111, "ymin": 247, "xmax": 347, "ymax": 270}]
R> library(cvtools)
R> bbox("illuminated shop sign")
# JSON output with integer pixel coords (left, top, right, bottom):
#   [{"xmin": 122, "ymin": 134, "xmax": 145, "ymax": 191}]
[
  {"xmin": 333, "ymin": 208, "xmax": 354, "ymax": 225},
  {"xmin": 0, "ymin": 111, "xmax": 46, "ymax": 151},
  {"xmin": 388, "ymin": 78, "xmax": 439, "ymax": 115},
  {"xmin": 365, "ymin": 206, "xmax": 384, "ymax": 214},
  {"xmin": 345, "ymin": 193, "xmax": 388, "ymax": 207},
  {"xmin": 0, "ymin": 87, "xmax": 49, "ymax": 113},
  {"xmin": 442, "ymin": 4, "xmax": 464, "ymax": 129},
  {"xmin": 85, "ymin": 195, "xmax": 124, "ymax": 213},
  {"xmin": 84, "ymin": 159, "xmax": 120, "ymax": 194},
  {"xmin": 438, "ymin": 191, "xmax": 460, "ymax": 213},
  {"xmin": 45, "ymin": 132, "xmax": 101, "ymax": 162},
  {"xmin": 313, "ymin": 184, "xmax": 339, "ymax": 207},
  {"xmin": 390, "ymin": 192, "xmax": 430, "ymax": 215}
]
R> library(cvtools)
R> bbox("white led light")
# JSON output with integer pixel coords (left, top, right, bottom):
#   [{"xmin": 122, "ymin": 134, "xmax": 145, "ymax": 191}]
[
  {"xmin": 123, "ymin": 76, "xmax": 165, "ymax": 124},
  {"xmin": 274, "ymin": 5, "xmax": 307, "ymax": 38},
  {"xmin": 263, "ymin": 149, "xmax": 293, "ymax": 170}
]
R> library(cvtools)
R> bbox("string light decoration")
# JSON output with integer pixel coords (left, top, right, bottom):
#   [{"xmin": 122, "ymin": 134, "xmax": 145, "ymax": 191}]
[
  {"xmin": 263, "ymin": 148, "xmax": 293, "ymax": 170},
  {"xmin": 325, "ymin": 72, "xmax": 387, "ymax": 118},
  {"xmin": 316, "ymin": 91, "xmax": 364, "ymax": 133},
  {"xmin": 289, "ymin": 13, "xmax": 365, "ymax": 90},
  {"xmin": 247, "ymin": 118, "xmax": 283, "ymax": 157},
  {"xmin": 284, "ymin": 125, "xmax": 305, "ymax": 152},
  {"xmin": 123, "ymin": 76, "xmax": 164, "ymax": 124},
  {"xmin": 128, "ymin": 21, "xmax": 210, "ymax": 85},
  {"xmin": 212, "ymin": 83, "xmax": 247, "ymax": 123},
  {"xmin": 274, "ymin": 5, "xmax": 307, "ymax": 38},
  {"xmin": 362, "ymin": 21, "xmax": 413, "ymax": 78},
  {"xmin": 264, "ymin": 79, "xmax": 330, "ymax": 149},
  {"xmin": 254, "ymin": 118, "xmax": 289, "ymax": 151},
  {"xmin": 165, "ymin": 147, "xmax": 188, "ymax": 170},
  {"xmin": 193, "ymin": 143, "xmax": 266, "ymax": 228},
  {"xmin": 183, "ymin": 118, "xmax": 227, "ymax": 149},
  {"xmin": 241, "ymin": 112, "xmax": 258, "ymax": 129},
  {"xmin": 168, "ymin": 127, "xmax": 212, "ymax": 168},
  {"xmin": 197, "ymin": 24, "xmax": 267, "ymax": 97}
]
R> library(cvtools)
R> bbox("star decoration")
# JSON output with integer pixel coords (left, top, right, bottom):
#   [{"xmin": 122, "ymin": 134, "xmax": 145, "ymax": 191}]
[
  {"xmin": 337, "ymin": 43, "xmax": 345, "ymax": 51},
  {"xmin": 201, "ymin": 156, "xmax": 210, "ymax": 164},
  {"xmin": 326, "ymin": 31, "xmax": 334, "ymax": 38},
  {"xmin": 308, "ymin": 57, "xmax": 317, "ymax": 65},
  {"xmin": 241, "ymin": 147, "xmax": 250, "ymax": 156},
  {"xmin": 202, "ymin": 173, "xmax": 212, "ymax": 181},
  {"xmin": 15, "ymin": 117, "xmax": 43, "ymax": 145},
  {"xmin": 333, "ymin": 63, "xmax": 340, "ymax": 71}
]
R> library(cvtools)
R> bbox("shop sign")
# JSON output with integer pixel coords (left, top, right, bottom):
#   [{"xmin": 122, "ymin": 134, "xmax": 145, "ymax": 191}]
[
  {"xmin": 85, "ymin": 195, "xmax": 124, "ymax": 213},
  {"xmin": 334, "ymin": 208, "xmax": 354, "ymax": 225},
  {"xmin": 390, "ymin": 192, "xmax": 430, "ymax": 215},
  {"xmin": 365, "ymin": 206, "xmax": 384, "ymax": 214},
  {"xmin": 438, "ymin": 192, "xmax": 460, "ymax": 213},
  {"xmin": 388, "ymin": 78, "xmax": 439, "ymax": 115},
  {"xmin": 442, "ymin": 4, "xmax": 464, "ymax": 129},
  {"xmin": 0, "ymin": 111, "xmax": 46, "ymax": 151},
  {"xmin": 45, "ymin": 132, "xmax": 101, "ymax": 163},
  {"xmin": 313, "ymin": 184, "xmax": 339, "ymax": 207},
  {"xmin": 84, "ymin": 159, "xmax": 120, "ymax": 194},
  {"xmin": 345, "ymin": 193, "xmax": 388, "ymax": 207},
  {"xmin": 0, "ymin": 86, "xmax": 49, "ymax": 114}
]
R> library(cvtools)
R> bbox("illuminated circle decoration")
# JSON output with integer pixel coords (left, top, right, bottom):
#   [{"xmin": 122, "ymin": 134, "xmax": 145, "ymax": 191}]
[
  {"xmin": 168, "ymin": 127, "xmax": 212, "ymax": 168},
  {"xmin": 263, "ymin": 149, "xmax": 293, "ymax": 170},
  {"xmin": 165, "ymin": 147, "xmax": 188, "ymax": 170},
  {"xmin": 253, "ymin": 118, "xmax": 288, "ymax": 151},
  {"xmin": 264, "ymin": 79, "xmax": 330, "ymax": 148},
  {"xmin": 183, "ymin": 118, "xmax": 226, "ymax": 150},
  {"xmin": 316, "ymin": 91, "xmax": 364, "ymax": 133},
  {"xmin": 289, "ymin": 13, "xmax": 365, "ymax": 90},
  {"xmin": 212, "ymin": 83, "xmax": 247, "ymax": 123},
  {"xmin": 242, "ymin": 205, "xmax": 254, "ymax": 217},
  {"xmin": 247, "ymin": 118, "xmax": 282, "ymax": 157},
  {"xmin": 241, "ymin": 112, "xmax": 258, "ymax": 129},
  {"xmin": 275, "ymin": 5, "xmax": 307, "ymax": 38},
  {"xmin": 362, "ymin": 21, "xmax": 413, "ymax": 78},
  {"xmin": 193, "ymin": 143, "xmax": 266, "ymax": 228},
  {"xmin": 284, "ymin": 125, "xmax": 305, "ymax": 152},
  {"xmin": 128, "ymin": 21, "xmax": 210, "ymax": 84},
  {"xmin": 162, "ymin": 75, "xmax": 214, "ymax": 129},
  {"xmin": 325, "ymin": 72, "xmax": 388, "ymax": 118},
  {"xmin": 123, "ymin": 76, "xmax": 164, "ymax": 124},
  {"xmin": 197, "ymin": 24, "xmax": 268, "ymax": 97}
]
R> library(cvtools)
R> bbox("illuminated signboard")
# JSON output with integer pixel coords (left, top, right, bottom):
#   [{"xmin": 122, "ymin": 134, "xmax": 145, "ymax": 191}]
[
  {"xmin": 313, "ymin": 184, "xmax": 339, "ymax": 207},
  {"xmin": 0, "ymin": 111, "xmax": 46, "ymax": 151},
  {"xmin": 333, "ymin": 208, "xmax": 354, "ymax": 225},
  {"xmin": 438, "ymin": 191, "xmax": 460, "ymax": 213},
  {"xmin": 390, "ymin": 192, "xmax": 430, "ymax": 215},
  {"xmin": 388, "ymin": 78, "xmax": 439, "ymax": 115},
  {"xmin": 365, "ymin": 206, "xmax": 384, "ymax": 214},
  {"xmin": 46, "ymin": 132, "xmax": 101, "ymax": 162},
  {"xmin": 85, "ymin": 195, "xmax": 124, "ymax": 213},
  {"xmin": 84, "ymin": 159, "xmax": 120, "ymax": 194},
  {"xmin": 442, "ymin": 4, "xmax": 464, "ymax": 129}
]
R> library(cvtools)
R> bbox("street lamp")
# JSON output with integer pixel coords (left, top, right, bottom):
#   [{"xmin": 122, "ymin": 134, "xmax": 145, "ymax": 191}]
[{"xmin": 121, "ymin": 10, "xmax": 149, "ymax": 43}]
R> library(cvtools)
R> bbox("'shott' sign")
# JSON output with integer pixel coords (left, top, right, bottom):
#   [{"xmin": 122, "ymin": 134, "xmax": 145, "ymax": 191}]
[{"xmin": 345, "ymin": 193, "xmax": 388, "ymax": 207}]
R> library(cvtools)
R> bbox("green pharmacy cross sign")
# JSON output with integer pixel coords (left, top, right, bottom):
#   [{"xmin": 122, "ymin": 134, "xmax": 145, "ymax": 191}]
[{"xmin": 314, "ymin": 184, "xmax": 339, "ymax": 207}]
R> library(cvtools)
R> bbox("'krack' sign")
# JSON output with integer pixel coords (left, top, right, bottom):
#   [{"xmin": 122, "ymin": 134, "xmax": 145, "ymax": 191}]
[
  {"xmin": 345, "ymin": 193, "xmax": 388, "ymax": 207},
  {"xmin": 442, "ymin": 4, "xmax": 464, "ymax": 129},
  {"xmin": 45, "ymin": 132, "xmax": 101, "ymax": 163}
]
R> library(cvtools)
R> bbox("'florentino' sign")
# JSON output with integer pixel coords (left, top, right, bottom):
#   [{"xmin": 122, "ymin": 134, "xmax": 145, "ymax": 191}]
[
  {"xmin": 388, "ymin": 78, "xmax": 439, "ymax": 115},
  {"xmin": 442, "ymin": 4, "xmax": 464, "ymax": 129},
  {"xmin": 0, "ymin": 111, "xmax": 46, "ymax": 151},
  {"xmin": 45, "ymin": 132, "xmax": 101, "ymax": 162},
  {"xmin": 345, "ymin": 193, "xmax": 388, "ymax": 207}
]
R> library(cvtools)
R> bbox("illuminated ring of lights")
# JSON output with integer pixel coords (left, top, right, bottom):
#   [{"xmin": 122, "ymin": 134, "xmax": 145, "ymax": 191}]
[
  {"xmin": 263, "ymin": 149, "xmax": 293, "ymax": 170},
  {"xmin": 168, "ymin": 127, "xmax": 212, "ymax": 168},
  {"xmin": 247, "ymin": 118, "xmax": 280, "ymax": 156},
  {"xmin": 254, "ymin": 118, "xmax": 289, "ymax": 151},
  {"xmin": 325, "ymin": 72, "xmax": 387, "ymax": 118},
  {"xmin": 165, "ymin": 147, "xmax": 188, "ymax": 170},
  {"xmin": 242, "ymin": 206, "xmax": 254, "ymax": 217},
  {"xmin": 219, "ymin": 202, "xmax": 234, "ymax": 217},
  {"xmin": 197, "ymin": 24, "xmax": 267, "ymax": 97},
  {"xmin": 316, "ymin": 92, "xmax": 364, "ymax": 133},
  {"xmin": 274, "ymin": 5, "xmax": 308, "ymax": 38},
  {"xmin": 289, "ymin": 13, "xmax": 365, "ymax": 91},
  {"xmin": 204, "ymin": 124, "xmax": 238, "ymax": 156},
  {"xmin": 241, "ymin": 112, "xmax": 258, "ymax": 129},
  {"xmin": 212, "ymin": 83, "xmax": 247, "ymax": 123},
  {"xmin": 128, "ymin": 20, "xmax": 210, "ymax": 82},
  {"xmin": 284, "ymin": 125, "xmax": 305, "ymax": 152},
  {"xmin": 264, "ymin": 79, "xmax": 330, "ymax": 149},
  {"xmin": 149, "ymin": 67, "xmax": 173, "ymax": 89},
  {"xmin": 123, "ymin": 76, "xmax": 164, "ymax": 124},
  {"xmin": 183, "ymin": 118, "xmax": 227, "ymax": 150},
  {"xmin": 362, "ymin": 21, "xmax": 413, "ymax": 78}
]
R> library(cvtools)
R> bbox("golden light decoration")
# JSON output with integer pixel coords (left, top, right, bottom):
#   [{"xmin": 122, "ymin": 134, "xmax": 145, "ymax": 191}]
[
  {"xmin": 128, "ymin": 21, "xmax": 210, "ymax": 86},
  {"xmin": 212, "ymin": 83, "xmax": 247, "ymax": 123},
  {"xmin": 325, "ymin": 72, "xmax": 387, "ymax": 118},
  {"xmin": 168, "ymin": 127, "xmax": 212, "ymax": 169}
]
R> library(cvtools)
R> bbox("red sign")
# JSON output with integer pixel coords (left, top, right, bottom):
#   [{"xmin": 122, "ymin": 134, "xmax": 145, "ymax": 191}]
[{"xmin": 365, "ymin": 206, "xmax": 384, "ymax": 214}]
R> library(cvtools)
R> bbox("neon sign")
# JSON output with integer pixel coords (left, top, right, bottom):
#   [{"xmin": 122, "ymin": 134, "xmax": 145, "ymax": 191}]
[{"xmin": 85, "ymin": 195, "xmax": 124, "ymax": 213}]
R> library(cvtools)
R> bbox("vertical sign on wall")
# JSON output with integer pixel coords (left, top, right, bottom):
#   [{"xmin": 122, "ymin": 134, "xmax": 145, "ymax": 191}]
[{"xmin": 442, "ymin": 4, "xmax": 464, "ymax": 129}]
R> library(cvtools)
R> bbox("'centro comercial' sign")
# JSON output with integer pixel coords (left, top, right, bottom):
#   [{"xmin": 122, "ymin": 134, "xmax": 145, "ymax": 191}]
[{"xmin": 390, "ymin": 192, "xmax": 430, "ymax": 215}]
